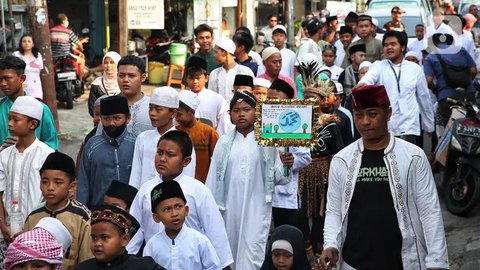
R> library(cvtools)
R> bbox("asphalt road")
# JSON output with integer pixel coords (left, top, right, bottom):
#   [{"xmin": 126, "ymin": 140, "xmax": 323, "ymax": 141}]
[{"xmin": 58, "ymin": 89, "xmax": 480, "ymax": 270}]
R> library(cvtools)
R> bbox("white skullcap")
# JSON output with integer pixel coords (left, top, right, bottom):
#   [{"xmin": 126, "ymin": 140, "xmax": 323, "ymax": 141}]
[
  {"xmin": 215, "ymin": 38, "xmax": 236, "ymax": 55},
  {"xmin": 359, "ymin": 61, "xmax": 372, "ymax": 70},
  {"xmin": 296, "ymin": 53, "xmax": 318, "ymax": 66},
  {"xmin": 272, "ymin": 240, "xmax": 293, "ymax": 254},
  {"xmin": 334, "ymin": 82, "xmax": 344, "ymax": 95},
  {"xmin": 262, "ymin": 47, "xmax": 281, "ymax": 61},
  {"xmin": 272, "ymin": 25, "xmax": 287, "ymax": 35},
  {"xmin": 10, "ymin": 96, "xmax": 43, "ymax": 120},
  {"xmin": 319, "ymin": 65, "xmax": 331, "ymax": 73},
  {"xmin": 405, "ymin": 51, "xmax": 422, "ymax": 63},
  {"xmin": 372, "ymin": 18, "xmax": 379, "ymax": 27},
  {"xmin": 34, "ymin": 217, "xmax": 73, "ymax": 251},
  {"xmin": 150, "ymin": 86, "xmax": 179, "ymax": 108},
  {"xmin": 254, "ymin": 78, "xmax": 272, "ymax": 88},
  {"xmin": 178, "ymin": 90, "xmax": 200, "ymax": 110}
]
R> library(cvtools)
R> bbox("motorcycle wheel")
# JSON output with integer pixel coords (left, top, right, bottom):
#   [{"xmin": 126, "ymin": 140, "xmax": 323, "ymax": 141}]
[
  {"xmin": 65, "ymin": 88, "xmax": 74, "ymax": 109},
  {"xmin": 444, "ymin": 166, "xmax": 480, "ymax": 216}
]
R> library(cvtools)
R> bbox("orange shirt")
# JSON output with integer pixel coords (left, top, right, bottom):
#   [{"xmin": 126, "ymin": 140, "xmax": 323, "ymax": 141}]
[{"xmin": 176, "ymin": 120, "xmax": 219, "ymax": 182}]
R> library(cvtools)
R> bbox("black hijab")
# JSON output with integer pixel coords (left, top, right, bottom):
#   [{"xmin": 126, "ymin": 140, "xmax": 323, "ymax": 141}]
[{"xmin": 260, "ymin": 225, "xmax": 311, "ymax": 270}]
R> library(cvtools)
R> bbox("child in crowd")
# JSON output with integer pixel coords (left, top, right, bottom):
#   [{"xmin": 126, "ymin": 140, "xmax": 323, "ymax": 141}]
[
  {"xmin": 4, "ymin": 227, "xmax": 64, "ymax": 270},
  {"xmin": 128, "ymin": 130, "xmax": 233, "ymax": 269},
  {"xmin": 129, "ymin": 87, "xmax": 196, "ymax": 189},
  {"xmin": 205, "ymin": 91, "xmax": 292, "ymax": 269},
  {"xmin": 144, "ymin": 180, "xmax": 220, "ymax": 269},
  {"xmin": 260, "ymin": 225, "xmax": 311, "ymax": 270},
  {"xmin": 232, "ymin": 74, "xmax": 254, "ymax": 93},
  {"xmin": 253, "ymin": 78, "xmax": 271, "ymax": 100},
  {"xmin": 78, "ymin": 95, "xmax": 136, "ymax": 208},
  {"xmin": 176, "ymin": 90, "xmax": 219, "ymax": 182},
  {"xmin": 185, "ymin": 56, "xmax": 232, "ymax": 135},
  {"xmin": 322, "ymin": 45, "xmax": 344, "ymax": 83},
  {"xmin": 75, "ymin": 205, "xmax": 163, "ymax": 270},
  {"xmin": 0, "ymin": 96, "xmax": 54, "ymax": 263},
  {"xmin": 104, "ymin": 180, "xmax": 138, "ymax": 211},
  {"xmin": 24, "ymin": 152, "xmax": 92, "ymax": 270}
]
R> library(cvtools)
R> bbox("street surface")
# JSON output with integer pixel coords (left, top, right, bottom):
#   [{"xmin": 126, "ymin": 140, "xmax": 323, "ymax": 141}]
[{"xmin": 58, "ymin": 87, "xmax": 480, "ymax": 270}]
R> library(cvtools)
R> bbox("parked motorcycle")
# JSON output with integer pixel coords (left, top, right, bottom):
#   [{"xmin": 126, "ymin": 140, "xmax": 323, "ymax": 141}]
[
  {"xmin": 434, "ymin": 96, "xmax": 480, "ymax": 216},
  {"xmin": 54, "ymin": 56, "xmax": 84, "ymax": 109}
]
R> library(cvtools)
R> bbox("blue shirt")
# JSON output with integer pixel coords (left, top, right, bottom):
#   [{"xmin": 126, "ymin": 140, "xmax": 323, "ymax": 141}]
[
  {"xmin": 424, "ymin": 47, "xmax": 476, "ymax": 101},
  {"xmin": 235, "ymin": 56, "xmax": 259, "ymax": 76},
  {"xmin": 77, "ymin": 129, "xmax": 136, "ymax": 208}
]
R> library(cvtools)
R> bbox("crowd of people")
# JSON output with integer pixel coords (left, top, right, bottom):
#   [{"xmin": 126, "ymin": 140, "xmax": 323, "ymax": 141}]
[{"xmin": 0, "ymin": 3, "xmax": 477, "ymax": 270}]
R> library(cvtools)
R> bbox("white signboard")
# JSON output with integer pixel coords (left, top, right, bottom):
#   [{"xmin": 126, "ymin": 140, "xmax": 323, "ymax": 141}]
[
  {"xmin": 194, "ymin": 0, "xmax": 222, "ymax": 39},
  {"xmin": 128, "ymin": 0, "xmax": 164, "ymax": 29}
]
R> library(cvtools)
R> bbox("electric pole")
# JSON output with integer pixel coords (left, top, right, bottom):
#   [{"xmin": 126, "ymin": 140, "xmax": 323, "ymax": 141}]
[{"xmin": 27, "ymin": 0, "xmax": 59, "ymax": 131}]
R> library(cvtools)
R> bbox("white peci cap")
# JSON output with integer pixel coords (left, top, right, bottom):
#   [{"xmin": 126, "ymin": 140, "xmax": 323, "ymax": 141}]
[
  {"xmin": 10, "ymin": 96, "xmax": 43, "ymax": 120},
  {"xmin": 215, "ymin": 38, "xmax": 236, "ymax": 55},
  {"xmin": 178, "ymin": 90, "xmax": 200, "ymax": 110},
  {"xmin": 150, "ymin": 86, "xmax": 179, "ymax": 109}
]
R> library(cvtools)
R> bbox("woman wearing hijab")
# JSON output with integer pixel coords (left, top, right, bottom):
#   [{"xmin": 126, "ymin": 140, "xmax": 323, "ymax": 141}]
[
  {"xmin": 261, "ymin": 225, "xmax": 311, "ymax": 270},
  {"xmin": 88, "ymin": 51, "xmax": 122, "ymax": 117}
]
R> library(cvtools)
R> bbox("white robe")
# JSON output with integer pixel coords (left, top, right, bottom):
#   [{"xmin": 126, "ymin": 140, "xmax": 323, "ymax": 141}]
[
  {"xmin": 280, "ymin": 48, "xmax": 297, "ymax": 81},
  {"xmin": 144, "ymin": 225, "xmax": 221, "ymax": 270},
  {"xmin": 208, "ymin": 63, "xmax": 255, "ymax": 101},
  {"xmin": 205, "ymin": 131, "xmax": 274, "ymax": 270},
  {"xmin": 327, "ymin": 65, "xmax": 344, "ymax": 83},
  {"xmin": 0, "ymin": 139, "xmax": 54, "ymax": 237},
  {"xmin": 128, "ymin": 127, "xmax": 196, "ymax": 189},
  {"xmin": 128, "ymin": 173, "xmax": 233, "ymax": 268},
  {"xmin": 194, "ymin": 88, "xmax": 234, "ymax": 136}
]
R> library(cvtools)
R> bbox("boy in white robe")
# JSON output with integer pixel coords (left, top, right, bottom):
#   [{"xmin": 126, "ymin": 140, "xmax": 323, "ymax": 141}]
[
  {"xmin": 144, "ymin": 179, "xmax": 220, "ymax": 270},
  {"xmin": 205, "ymin": 91, "xmax": 292, "ymax": 270},
  {"xmin": 0, "ymin": 97, "xmax": 54, "ymax": 249},
  {"xmin": 128, "ymin": 130, "xmax": 233, "ymax": 269},
  {"xmin": 129, "ymin": 87, "xmax": 196, "ymax": 189}
]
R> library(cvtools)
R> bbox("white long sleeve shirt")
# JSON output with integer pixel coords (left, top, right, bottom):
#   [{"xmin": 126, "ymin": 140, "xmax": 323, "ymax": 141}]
[
  {"xmin": 128, "ymin": 173, "xmax": 233, "ymax": 268},
  {"xmin": 143, "ymin": 225, "xmax": 221, "ymax": 270},
  {"xmin": 359, "ymin": 59, "xmax": 434, "ymax": 136},
  {"xmin": 195, "ymin": 88, "xmax": 234, "ymax": 136},
  {"xmin": 128, "ymin": 127, "xmax": 196, "ymax": 189},
  {"xmin": 280, "ymin": 48, "xmax": 297, "ymax": 81},
  {"xmin": 324, "ymin": 135, "xmax": 449, "ymax": 269},
  {"xmin": 208, "ymin": 63, "xmax": 254, "ymax": 101}
]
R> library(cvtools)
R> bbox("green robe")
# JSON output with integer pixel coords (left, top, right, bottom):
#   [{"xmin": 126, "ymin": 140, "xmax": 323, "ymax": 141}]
[{"xmin": 0, "ymin": 96, "xmax": 58, "ymax": 150}]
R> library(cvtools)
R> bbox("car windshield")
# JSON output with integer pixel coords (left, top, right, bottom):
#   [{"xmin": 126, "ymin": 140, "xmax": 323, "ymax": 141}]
[
  {"xmin": 375, "ymin": 16, "xmax": 422, "ymax": 37},
  {"xmin": 370, "ymin": 1, "xmax": 419, "ymax": 8}
]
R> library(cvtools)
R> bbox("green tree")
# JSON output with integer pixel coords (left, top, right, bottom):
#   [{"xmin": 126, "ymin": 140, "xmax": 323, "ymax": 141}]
[
  {"xmin": 302, "ymin": 123, "xmax": 308, "ymax": 133},
  {"xmin": 274, "ymin": 125, "xmax": 279, "ymax": 133}
]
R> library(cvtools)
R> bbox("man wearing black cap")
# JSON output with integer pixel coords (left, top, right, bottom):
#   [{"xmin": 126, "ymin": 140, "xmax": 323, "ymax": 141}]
[
  {"xmin": 298, "ymin": 17, "xmax": 324, "ymax": 65},
  {"xmin": 383, "ymin": 6, "xmax": 407, "ymax": 32},
  {"xmin": 320, "ymin": 84, "xmax": 448, "ymax": 270},
  {"xmin": 335, "ymin": 26, "xmax": 354, "ymax": 67},
  {"xmin": 342, "ymin": 15, "xmax": 383, "ymax": 67},
  {"xmin": 323, "ymin": 16, "xmax": 338, "ymax": 44},
  {"xmin": 233, "ymin": 74, "xmax": 254, "ymax": 93},
  {"xmin": 338, "ymin": 44, "xmax": 366, "ymax": 97},
  {"xmin": 78, "ymin": 95, "xmax": 136, "ymax": 208}
]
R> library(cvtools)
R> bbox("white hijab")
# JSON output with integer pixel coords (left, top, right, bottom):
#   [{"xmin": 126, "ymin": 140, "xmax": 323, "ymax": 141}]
[{"xmin": 92, "ymin": 51, "xmax": 122, "ymax": 95}]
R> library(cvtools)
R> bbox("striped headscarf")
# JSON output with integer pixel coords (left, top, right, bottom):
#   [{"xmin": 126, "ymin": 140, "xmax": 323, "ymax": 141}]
[{"xmin": 4, "ymin": 228, "xmax": 63, "ymax": 270}]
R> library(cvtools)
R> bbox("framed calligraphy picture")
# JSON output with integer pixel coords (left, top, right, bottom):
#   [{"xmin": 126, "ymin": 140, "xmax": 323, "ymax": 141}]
[{"xmin": 255, "ymin": 98, "xmax": 320, "ymax": 147}]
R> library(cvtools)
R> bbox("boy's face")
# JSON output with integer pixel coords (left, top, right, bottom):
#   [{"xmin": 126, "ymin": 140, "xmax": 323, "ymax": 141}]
[
  {"xmin": 353, "ymin": 106, "xmax": 391, "ymax": 141},
  {"xmin": 359, "ymin": 67, "xmax": 369, "ymax": 80},
  {"xmin": 253, "ymin": 86, "xmax": 268, "ymax": 100},
  {"xmin": 232, "ymin": 85, "xmax": 253, "ymax": 93},
  {"xmin": 175, "ymin": 107, "xmax": 195, "ymax": 127},
  {"xmin": 0, "ymin": 69, "xmax": 25, "ymax": 98},
  {"xmin": 230, "ymin": 100, "xmax": 255, "ymax": 130},
  {"xmin": 153, "ymin": 197, "xmax": 189, "ymax": 231},
  {"xmin": 104, "ymin": 195, "xmax": 128, "ymax": 211},
  {"xmin": 12, "ymin": 260, "xmax": 52, "ymax": 270},
  {"xmin": 93, "ymin": 106, "xmax": 101, "ymax": 126},
  {"xmin": 214, "ymin": 46, "xmax": 228, "ymax": 65},
  {"xmin": 415, "ymin": 26, "xmax": 425, "ymax": 40},
  {"xmin": 322, "ymin": 50, "xmax": 336, "ymax": 66},
  {"xmin": 272, "ymin": 32, "xmax": 287, "ymax": 48},
  {"xmin": 149, "ymin": 105, "xmax": 175, "ymax": 128},
  {"xmin": 187, "ymin": 73, "xmax": 208, "ymax": 93},
  {"xmin": 339, "ymin": 33, "xmax": 353, "ymax": 48},
  {"xmin": 195, "ymin": 31, "xmax": 213, "ymax": 52},
  {"xmin": 351, "ymin": 51, "xmax": 366, "ymax": 66},
  {"xmin": 272, "ymin": 249, "xmax": 294, "ymax": 270},
  {"xmin": 357, "ymin": 20, "xmax": 372, "ymax": 39},
  {"xmin": 90, "ymin": 222, "xmax": 129, "ymax": 262},
  {"xmin": 117, "ymin": 65, "xmax": 146, "ymax": 97},
  {"xmin": 267, "ymin": 89, "xmax": 289, "ymax": 100},
  {"xmin": 100, "ymin": 113, "xmax": 130, "ymax": 128},
  {"xmin": 8, "ymin": 112, "xmax": 37, "ymax": 137},
  {"xmin": 155, "ymin": 139, "xmax": 191, "ymax": 179},
  {"xmin": 40, "ymin": 170, "xmax": 74, "ymax": 210}
]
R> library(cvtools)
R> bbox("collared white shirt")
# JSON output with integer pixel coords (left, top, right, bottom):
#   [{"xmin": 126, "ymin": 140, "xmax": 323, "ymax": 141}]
[
  {"xmin": 128, "ymin": 127, "xmax": 196, "ymax": 189},
  {"xmin": 359, "ymin": 59, "xmax": 434, "ymax": 136},
  {"xmin": 194, "ymin": 88, "xmax": 234, "ymax": 136},
  {"xmin": 128, "ymin": 173, "xmax": 233, "ymax": 268},
  {"xmin": 327, "ymin": 65, "xmax": 344, "ymax": 82},
  {"xmin": 144, "ymin": 225, "xmax": 221, "ymax": 270},
  {"xmin": 280, "ymin": 47, "xmax": 297, "ymax": 80},
  {"xmin": 408, "ymin": 38, "xmax": 427, "ymax": 54},
  {"xmin": 334, "ymin": 40, "xmax": 346, "ymax": 67},
  {"xmin": 208, "ymin": 63, "xmax": 254, "ymax": 101}
]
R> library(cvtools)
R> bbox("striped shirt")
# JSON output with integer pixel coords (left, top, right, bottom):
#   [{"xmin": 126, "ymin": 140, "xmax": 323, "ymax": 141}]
[{"xmin": 50, "ymin": 25, "xmax": 79, "ymax": 60}]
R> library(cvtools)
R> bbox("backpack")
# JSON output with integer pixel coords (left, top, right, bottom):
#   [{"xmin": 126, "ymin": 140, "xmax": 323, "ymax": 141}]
[{"xmin": 436, "ymin": 54, "xmax": 472, "ymax": 88}]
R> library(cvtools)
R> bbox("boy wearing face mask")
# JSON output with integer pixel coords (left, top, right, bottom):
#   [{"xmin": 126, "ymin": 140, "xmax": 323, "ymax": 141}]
[{"xmin": 77, "ymin": 95, "xmax": 136, "ymax": 208}]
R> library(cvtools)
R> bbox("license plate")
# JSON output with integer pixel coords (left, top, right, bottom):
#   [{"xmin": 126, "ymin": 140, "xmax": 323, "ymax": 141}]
[
  {"xmin": 57, "ymin": 72, "xmax": 76, "ymax": 81},
  {"xmin": 456, "ymin": 126, "xmax": 480, "ymax": 138}
]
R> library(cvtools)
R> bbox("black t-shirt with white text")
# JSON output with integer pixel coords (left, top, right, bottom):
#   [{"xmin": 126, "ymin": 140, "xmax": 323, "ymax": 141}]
[{"xmin": 342, "ymin": 148, "xmax": 403, "ymax": 270}]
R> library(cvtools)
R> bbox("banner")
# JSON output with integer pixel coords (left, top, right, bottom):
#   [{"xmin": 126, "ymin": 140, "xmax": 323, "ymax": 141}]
[
  {"xmin": 194, "ymin": 0, "xmax": 222, "ymax": 39},
  {"xmin": 128, "ymin": 0, "xmax": 164, "ymax": 29}
]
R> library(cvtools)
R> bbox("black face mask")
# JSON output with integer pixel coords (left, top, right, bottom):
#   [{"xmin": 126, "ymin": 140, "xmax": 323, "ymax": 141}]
[{"xmin": 104, "ymin": 124, "xmax": 127, "ymax": 138}]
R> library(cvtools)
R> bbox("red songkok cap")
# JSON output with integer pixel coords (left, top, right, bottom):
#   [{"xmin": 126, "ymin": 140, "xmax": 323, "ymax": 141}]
[{"xmin": 352, "ymin": 85, "xmax": 390, "ymax": 110}]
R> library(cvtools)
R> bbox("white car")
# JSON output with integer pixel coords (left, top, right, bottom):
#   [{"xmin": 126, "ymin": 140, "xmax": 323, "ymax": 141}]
[{"xmin": 365, "ymin": 6, "xmax": 434, "ymax": 45}]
